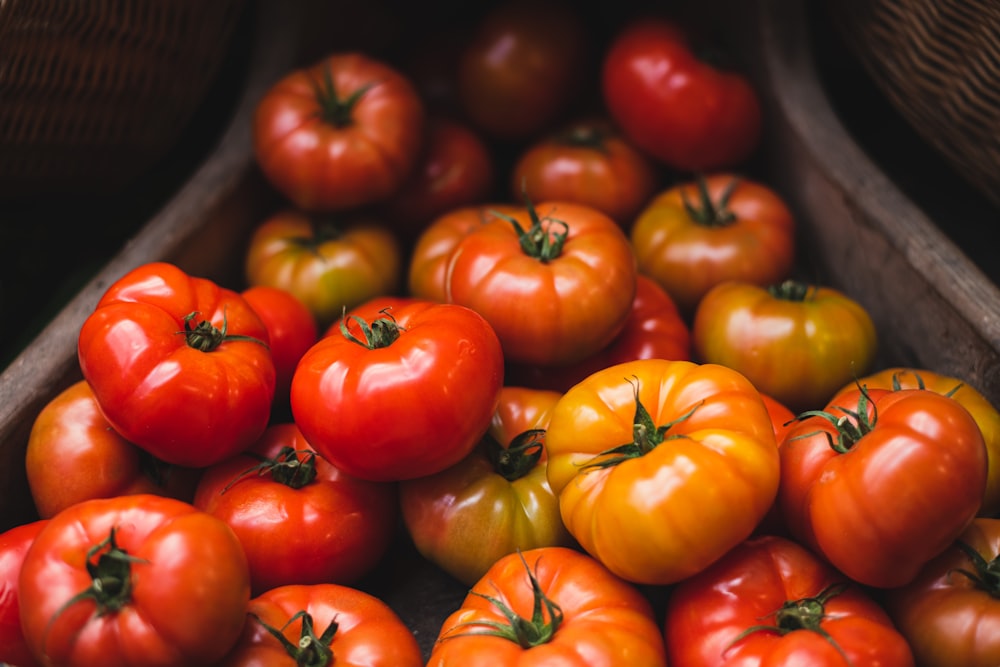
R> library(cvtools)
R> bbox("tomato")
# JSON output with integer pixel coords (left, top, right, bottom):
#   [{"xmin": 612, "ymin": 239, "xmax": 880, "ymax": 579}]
[
  {"xmin": 545, "ymin": 358, "xmax": 779, "ymax": 585},
  {"xmin": 193, "ymin": 422, "xmax": 398, "ymax": 596},
  {"xmin": 253, "ymin": 51, "xmax": 425, "ymax": 211},
  {"xmin": 630, "ymin": 173, "xmax": 796, "ymax": 316},
  {"xmin": 760, "ymin": 392, "xmax": 796, "ymax": 444},
  {"xmin": 884, "ymin": 518, "xmax": 1000, "ymax": 667},
  {"xmin": 400, "ymin": 386, "xmax": 571, "ymax": 586},
  {"xmin": 18, "ymin": 494, "xmax": 250, "ymax": 666},
  {"xmin": 77, "ymin": 262, "xmax": 276, "ymax": 468},
  {"xmin": 601, "ymin": 16, "xmax": 761, "ymax": 171},
  {"xmin": 505, "ymin": 274, "xmax": 691, "ymax": 393},
  {"xmin": 427, "ymin": 546, "xmax": 666, "ymax": 666},
  {"xmin": 220, "ymin": 583, "xmax": 422, "ymax": 666},
  {"xmin": 664, "ymin": 534, "xmax": 915, "ymax": 666},
  {"xmin": 778, "ymin": 386, "xmax": 988, "ymax": 588},
  {"xmin": 510, "ymin": 117, "xmax": 660, "ymax": 227},
  {"xmin": 244, "ymin": 209, "xmax": 403, "ymax": 330},
  {"xmin": 693, "ymin": 280, "xmax": 877, "ymax": 414},
  {"xmin": 436, "ymin": 200, "xmax": 638, "ymax": 367},
  {"xmin": 0, "ymin": 520, "xmax": 47, "ymax": 667},
  {"xmin": 25, "ymin": 380, "xmax": 201, "ymax": 519},
  {"xmin": 291, "ymin": 299, "xmax": 504, "ymax": 481},
  {"xmin": 457, "ymin": 0, "xmax": 589, "ymax": 140}
]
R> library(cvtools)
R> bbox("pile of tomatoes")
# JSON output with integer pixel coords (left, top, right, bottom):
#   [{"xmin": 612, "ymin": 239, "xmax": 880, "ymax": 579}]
[{"xmin": 3, "ymin": 2, "xmax": 1000, "ymax": 666}]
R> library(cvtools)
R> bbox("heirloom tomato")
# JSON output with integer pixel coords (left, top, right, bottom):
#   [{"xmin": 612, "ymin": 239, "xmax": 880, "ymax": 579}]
[
  {"xmin": 77, "ymin": 262, "xmax": 275, "ymax": 468},
  {"xmin": 244, "ymin": 209, "xmax": 402, "ymax": 329},
  {"xmin": 193, "ymin": 422, "xmax": 397, "ymax": 596},
  {"xmin": 437, "ymin": 199, "xmax": 638, "ymax": 366},
  {"xmin": 428, "ymin": 546, "xmax": 666, "ymax": 666},
  {"xmin": 884, "ymin": 518, "xmax": 1000, "ymax": 667},
  {"xmin": 400, "ymin": 386, "xmax": 571, "ymax": 586},
  {"xmin": 0, "ymin": 519, "xmax": 46, "ymax": 667},
  {"xmin": 220, "ymin": 583, "xmax": 422, "ymax": 667},
  {"xmin": 253, "ymin": 51, "xmax": 425, "ymax": 211},
  {"xmin": 26, "ymin": 380, "xmax": 200, "ymax": 518},
  {"xmin": 510, "ymin": 117, "xmax": 660, "ymax": 227},
  {"xmin": 602, "ymin": 16, "xmax": 761, "ymax": 171},
  {"xmin": 664, "ymin": 535, "xmax": 915, "ymax": 666},
  {"xmin": 19, "ymin": 494, "xmax": 250, "ymax": 667},
  {"xmin": 545, "ymin": 358, "xmax": 779, "ymax": 585},
  {"xmin": 630, "ymin": 174, "xmax": 796, "ymax": 316},
  {"xmin": 291, "ymin": 299, "xmax": 504, "ymax": 481},
  {"xmin": 778, "ymin": 386, "xmax": 987, "ymax": 587},
  {"xmin": 693, "ymin": 280, "xmax": 877, "ymax": 414}
]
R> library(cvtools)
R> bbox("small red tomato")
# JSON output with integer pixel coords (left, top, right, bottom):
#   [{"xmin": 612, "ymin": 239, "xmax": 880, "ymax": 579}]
[{"xmin": 0, "ymin": 520, "xmax": 47, "ymax": 667}]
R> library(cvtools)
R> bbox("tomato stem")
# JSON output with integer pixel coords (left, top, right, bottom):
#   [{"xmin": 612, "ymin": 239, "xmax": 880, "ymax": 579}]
[
  {"xmin": 339, "ymin": 308, "xmax": 403, "ymax": 348},
  {"xmin": 310, "ymin": 63, "xmax": 373, "ymax": 128},
  {"xmin": 949, "ymin": 541, "xmax": 1000, "ymax": 597},
  {"xmin": 250, "ymin": 610, "xmax": 337, "ymax": 667},
  {"xmin": 554, "ymin": 123, "xmax": 610, "ymax": 153},
  {"xmin": 681, "ymin": 175, "xmax": 738, "ymax": 227},
  {"xmin": 484, "ymin": 429, "xmax": 545, "ymax": 481},
  {"xmin": 222, "ymin": 445, "xmax": 319, "ymax": 493},
  {"xmin": 492, "ymin": 196, "xmax": 569, "ymax": 262},
  {"xmin": 767, "ymin": 280, "xmax": 815, "ymax": 302},
  {"xmin": 791, "ymin": 388, "xmax": 877, "ymax": 454},
  {"xmin": 180, "ymin": 309, "xmax": 269, "ymax": 351}
]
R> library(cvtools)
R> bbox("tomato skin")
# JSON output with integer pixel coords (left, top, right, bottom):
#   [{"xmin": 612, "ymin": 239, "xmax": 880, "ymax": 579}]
[
  {"xmin": 400, "ymin": 386, "xmax": 571, "ymax": 586},
  {"xmin": 193, "ymin": 423, "xmax": 397, "ymax": 596},
  {"xmin": 18, "ymin": 494, "xmax": 251, "ymax": 667},
  {"xmin": 291, "ymin": 299, "xmax": 504, "ymax": 481},
  {"xmin": 0, "ymin": 520, "xmax": 47, "ymax": 667},
  {"xmin": 253, "ymin": 52, "xmax": 425, "ymax": 211},
  {"xmin": 545, "ymin": 358, "xmax": 779, "ymax": 585},
  {"xmin": 630, "ymin": 174, "xmax": 796, "ymax": 316},
  {"xmin": 664, "ymin": 535, "xmax": 915, "ymax": 667},
  {"xmin": 602, "ymin": 17, "xmax": 761, "ymax": 171},
  {"xmin": 427, "ymin": 546, "xmax": 666, "ymax": 666},
  {"xmin": 244, "ymin": 209, "xmax": 402, "ymax": 330},
  {"xmin": 77, "ymin": 262, "xmax": 276, "ymax": 468},
  {"xmin": 779, "ymin": 387, "xmax": 988, "ymax": 588},
  {"xmin": 693, "ymin": 280, "xmax": 877, "ymax": 414}
]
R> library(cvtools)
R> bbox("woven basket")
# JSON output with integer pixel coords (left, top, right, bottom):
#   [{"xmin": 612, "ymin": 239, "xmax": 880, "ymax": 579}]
[
  {"xmin": 0, "ymin": 0, "xmax": 247, "ymax": 196},
  {"xmin": 824, "ymin": 0, "xmax": 1000, "ymax": 210}
]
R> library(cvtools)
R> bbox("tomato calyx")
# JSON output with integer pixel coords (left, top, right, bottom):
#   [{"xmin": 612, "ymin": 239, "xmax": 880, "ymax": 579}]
[
  {"xmin": 180, "ymin": 310, "xmax": 268, "ymax": 352},
  {"xmin": 251, "ymin": 610, "xmax": 337, "ymax": 667},
  {"xmin": 339, "ymin": 308, "xmax": 403, "ymax": 348},
  {"xmin": 682, "ymin": 176, "xmax": 738, "ymax": 227},
  {"xmin": 223, "ymin": 445, "xmax": 319, "ymax": 493},
  {"xmin": 555, "ymin": 124, "xmax": 610, "ymax": 153},
  {"xmin": 485, "ymin": 429, "xmax": 545, "ymax": 481},
  {"xmin": 310, "ymin": 64, "xmax": 373, "ymax": 128},
  {"xmin": 950, "ymin": 540, "xmax": 1000, "ymax": 597},
  {"xmin": 792, "ymin": 389, "xmax": 877, "ymax": 454},
  {"xmin": 493, "ymin": 201, "xmax": 568, "ymax": 263},
  {"xmin": 767, "ymin": 280, "xmax": 816, "ymax": 302}
]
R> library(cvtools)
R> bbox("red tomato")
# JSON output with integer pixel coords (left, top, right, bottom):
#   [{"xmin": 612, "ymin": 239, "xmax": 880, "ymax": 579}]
[
  {"xmin": 602, "ymin": 17, "xmax": 762, "ymax": 171},
  {"xmin": 77, "ymin": 262, "xmax": 276, "ymax": 468},
  {"xmin": 291, "ymin": 299, "xmax": 504, "ymax": 481},
  {"xmin": 18, "ymin": 494, "xmax": 251, "ymax": 666},
  {"xmin": 193, "ymin": 423, "xmax": 398, "ymax": 596},
  {"xmin": 760, "ymin": 392, "xmax": 796, "ymax": 444},
  {"xmin": 0, "ymin": 520, "xmax": 47, "ymax": 667},
  {"xmin": 253, "ymin": 51, "xmax": 425, "ymax": 211}
]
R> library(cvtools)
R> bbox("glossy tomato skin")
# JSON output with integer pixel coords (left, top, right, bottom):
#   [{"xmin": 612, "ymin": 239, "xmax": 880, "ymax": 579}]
[
  {"xmin": 253, "ymin": 52, "xmax": 425, "ymax": 211},
  {"xmin": 428, "ymin": 546, "xmax": 666, "ymax": 666},
  {"xmin": 0, "ymin": 520, "xmax": 47, "ymax": 667},
  {"xmin": 884, "ymin": 518, "xmax": 1000, "ymax": 667},
  {"xmin": 779, "ymin": 387, "xmax": 988, "ymax": 588},
  {"xmin": 630, "ymin": 173, "xmax": 796, "ymax": 316},
  {"xmin": 19, "ymin": 494, "xmax": 251, "ymax": 667},
  {"xmin": 693, "ymin": 280, "xmax": 877, "ymax": 414},
  {"xmin": 602, "ymin": 17, "xmax": 761, "ymax": 171},
  {"xmin": 77, "ymin": 262, "xmax": 276, "ymax": 468},
  {"xmin": 545, "ymin": 358, "xmax": 779, "ymax": 585},
  {"xmin": 664, "ymin": 535, "xmax": 915, "ymax": 667},
  {"xmin": 244, "ymin": 209, "xmax": 402, "ymax": 330},
  {"xmin": 400, "ymin": 386, "xmax": 571, "ymax": 586},
  {"xmin": 193, "ymin": 422, "xmax": 398, "ymax": 596},
  {"xmin": 291, "ymin": 300, "xmax": 504, "ymax": 481}
]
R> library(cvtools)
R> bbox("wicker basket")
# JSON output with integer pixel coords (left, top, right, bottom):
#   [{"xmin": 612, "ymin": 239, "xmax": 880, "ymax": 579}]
[
  {"xmin": 0, "ymin": 0, "xmax": 248, "ymax": 196},
  {"xmin": 825, "ymin": 0, "xmax": 1000, "ymax": 210}
]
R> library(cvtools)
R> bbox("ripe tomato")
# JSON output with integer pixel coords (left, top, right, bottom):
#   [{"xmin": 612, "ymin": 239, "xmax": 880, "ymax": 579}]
[
  {"xmin": 193, "ymin": 422, "xmax": 398, "ymax": 596},
  {"xmin": 510, "ymin": 117, "xmax": 660, "ymax": 227},
  {"xmin": 400, "ymin": 386, "xmax": 571, "ymax": 586},
  {"xmin": 602, "ymin": 16, "xmax": 761, "ymax": 171},
  {"xmin": 77, "ymin": 262, "xmax": 276, "ymax": 468},
  {"xmin": 253, "ymin": 51, "xmax": 425, "ymax": 211},
  {"xmin": 291, "ymin": 299, "xmax": 504, "ymax": 481},
  {"xmin": 0, "ymin": 519, "xmax": 47, "ymax": 667},
  {"xmin": 220, "ymin": 583, "xmax": 422, "ymax": 666},
  {"xmin": 25, "ymin": 380, "xmax": 201, "ymax": 519},
  {"xmin": 427, "ymin": 546, "xmax": 666, "ymax": 666},
  {"xmin": 884, "ymin": 518, "xmax": 1000, "ymax": 667},
  {"xmin": 664, "ymin": 535, "xmax": 915, "ymax": 666},
  {"xmin": 545, "ymin": 358, "xmax": 779, "ymax": 585},
  {"xmin": 630, "ymin": 173, "xmax": 796, "ymax": 316},
  {"xmin": 693, "ymin": 280, "xmax": 877, "ymax": 414},
  {"xmin": 19, "ymin": 494, "xmax": 251, "ymax": 666},
  {"xmin": 779, "ymin": 386, "xmax": 988, "ymax": 587},
  {"xmin": 244, "ymin": 209, "xmax": 403, "ymax": 329}
]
